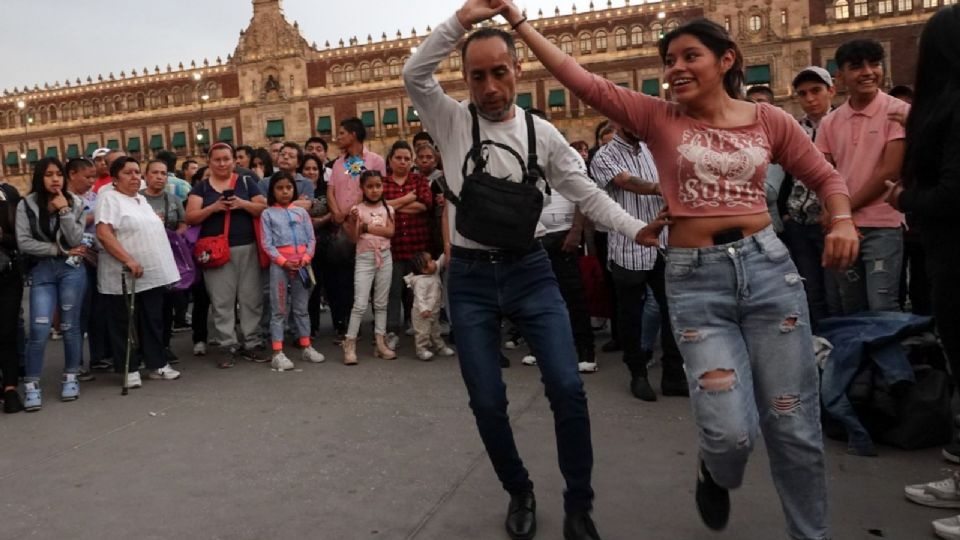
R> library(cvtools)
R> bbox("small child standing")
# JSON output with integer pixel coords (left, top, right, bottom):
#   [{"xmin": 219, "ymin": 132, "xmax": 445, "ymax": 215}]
[
  {"xmin": 404, "ymin": 251, "xmax": 455, "ymax": 361},
  {"xmin": 343, "ymin": 170, "xmax": 396, "ymax": 364},
  {"xmin": 260, "ymin": 171, "xmax": 325, "ymax": 371}
]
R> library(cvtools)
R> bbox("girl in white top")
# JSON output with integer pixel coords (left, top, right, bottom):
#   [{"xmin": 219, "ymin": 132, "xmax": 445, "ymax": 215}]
[{"xmin": 96, "ymin": 157, "xmax": 181, "ymax": 387}]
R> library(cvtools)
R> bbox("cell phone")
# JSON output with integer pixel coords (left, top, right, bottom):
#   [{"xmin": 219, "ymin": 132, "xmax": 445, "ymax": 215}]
[
  {"xmin": 712, "ymin": 228, "xmax": 744, "ymax": 246},
  {"xmin": 222, "ymin": 189, "xmax": 235, "ymax": 199}
]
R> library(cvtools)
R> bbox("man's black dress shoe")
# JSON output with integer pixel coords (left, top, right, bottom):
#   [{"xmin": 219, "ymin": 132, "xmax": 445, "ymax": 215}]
[
  {"xmin": 563, "ymin": 511, "xmax": 602, "ymax": 540},
  {"xmin": 505, "ymin": 491, "xmax": 536, "ymax": 540}
]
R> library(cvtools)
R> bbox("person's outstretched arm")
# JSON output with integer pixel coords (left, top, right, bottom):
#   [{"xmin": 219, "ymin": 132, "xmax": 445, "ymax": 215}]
[
  {"xmin": 403, "ymin": 0, "xmax": 505, "ymax": 141},
  {"xmin": 501, "ymin": 0, "xmax": 658, "ymax": 140}
]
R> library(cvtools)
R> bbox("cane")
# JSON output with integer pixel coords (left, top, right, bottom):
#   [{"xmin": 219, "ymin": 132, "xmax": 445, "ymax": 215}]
[{"xmin": 121, "ymin": 269, "xmax": 137, "ymax": 396}]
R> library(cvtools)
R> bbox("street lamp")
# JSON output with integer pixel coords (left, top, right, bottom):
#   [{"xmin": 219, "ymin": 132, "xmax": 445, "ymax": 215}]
[
  {"xmin": 196, "ymin": 93, "xmax": 210, "ymax": 149},
  {"xmin": 16, "ymin": 100, "xmax": 30, "ymax": 168}
]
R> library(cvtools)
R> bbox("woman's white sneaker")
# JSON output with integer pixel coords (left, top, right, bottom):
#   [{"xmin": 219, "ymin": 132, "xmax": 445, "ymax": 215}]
[
  {"xmin": 193, "ymin": 342, "xmax": 207, "ymax": 356},
  {"xmin": 905, "ymin": 473, "xmax": 960, "ymax": 508},
  {"xmin": 271, "ymin": 352, "xmax": 295, "ymax": 371},
  {"xmin": 933, "ymin": 515, "xmax": 960, "ymax": 540},
  {"xmin": 147, "ymin": 365, "xmax": 181, "ymax": 381},
  {"xmin": 126, "ymin": 372, "xmax": 143, "ymax": 389},
  {"xmin": 301, "ymin": 346, "xmax": 325, "ymax": 363}
]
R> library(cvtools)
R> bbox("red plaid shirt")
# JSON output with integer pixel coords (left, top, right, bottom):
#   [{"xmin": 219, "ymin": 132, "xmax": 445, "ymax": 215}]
[{"xmin": 382, "ymin": 172, "xmax": 433, "ymax": 261}]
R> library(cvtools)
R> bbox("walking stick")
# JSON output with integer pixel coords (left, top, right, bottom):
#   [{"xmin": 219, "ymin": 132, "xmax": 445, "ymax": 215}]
[{"xmin": 121, "ymin": 269, "xmax": 137, "ymax": 396}]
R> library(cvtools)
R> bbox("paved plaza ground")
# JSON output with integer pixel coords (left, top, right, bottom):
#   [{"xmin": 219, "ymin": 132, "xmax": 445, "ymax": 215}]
[{"xmin": 0, "ymin": 325, "xmax": 951, "ymax": 540}]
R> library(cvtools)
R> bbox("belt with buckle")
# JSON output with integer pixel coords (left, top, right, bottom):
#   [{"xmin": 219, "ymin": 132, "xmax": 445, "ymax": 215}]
[{"xmin": 451, "ymin": 242, "xmax": 541, "ymax": 263}]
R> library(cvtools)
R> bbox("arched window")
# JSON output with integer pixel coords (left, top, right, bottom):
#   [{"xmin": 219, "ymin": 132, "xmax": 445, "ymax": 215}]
[
  {"xmin": 70, "ymin": 102, "xmax": 79, "ymax": 120},
  {"xmin": 39, "ymin": 107, "xmax": 48, "ymax": 124},
  {"xmin": 835, "ymin": 0, "xmax": 850, "ymax": 19},
  {"xmin": 748, "ymin": 14, "xmax": 763, "ymax": 31},
  {"xmin": 666, "ymin": 19, "xmax": 680, "ymax": 32},
  {"xmin": 182, "ymin": 86, "xmax": 194, "ymax": 104},
  {"xmin": 160, "ymin": 90, "xmax": 169, "ymax": 107},
  {"xmin": 630, "ymin": 25, "xmax": 643, "ymax": 46},
  {"xmin": 579, "ymin": 32, "xmax": 592, "ymax": 53},
  {"xmin": 547, "ymin": 35, "xmax": 558, "ymax": 47},
  {"xmin": 516, "ymin": 42, "xmax": 526, "ymax": 61},
  {"xmin": 650, "ymin": 22, "xmax": 663, "ymax": 42},
  {"xmin": 172, "ymin": 88, "xmax": 182, "ymax": 106},
  {"xmin": 595, "ymin": 30, "xmax": 608, "ymax": 50},
  {"xmin": 878, "ymin": 0, "xmax": 893, "ymax": 14},
  {"xmin": 560, "ymin": 35, "xmax": 574, "ymax": 55},
  {"xmin": 104, "ymin": 99, "xmax": 113, "ymax": 115},
  {"xmin": 615, "ymin": 27, "xmax": 628, "ymax": 48},
  {"xmin": 449, "ymin": 52, "xmax": 461, "ymax": 70},
  {"xmin": 149, "ymin": 92, "xmax": 160, "ymax": 109},
  {"xmin": 206, "ymin": 82, "xmax": 219, "ymax": 100},
  {"xmin": 331, "ymin": 65, "xmax": 343, "ymax": 84},
  {"xmin": 372, "ymin": 60, "xmax": 384, "ymax": 79},
  {"xmin": 344, "ymin": 64, "xmax": 356, "ymax": 83},
  {"xmin": 853, "ymin": 0, "xmax": 869, "ymax": 16},
  {"xmin": 388, "ymin": 58, "xmax": 401, "ymax": 77},
  {"xmin": 0, "ymin": 114, "xmax": 5, "ymax": 129},
  {"xmin": 82, "ymin": 101, "xmax": 92, "ymax": 118},
  {"xmin": 48, "ymin": 105, "xmax": 57, "ymax": 122},
  {"xmin": 359, "ymin": 62, "xmax": 371, "ymax": 82},
  {"xmin": 136, "ymin": 93, "xmax": 145, "ymax": 111}
]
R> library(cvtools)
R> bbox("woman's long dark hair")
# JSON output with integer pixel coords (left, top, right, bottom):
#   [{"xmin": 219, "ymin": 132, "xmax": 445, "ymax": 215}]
[
  {"xmin": 902, "ymin": 5, "xmax": 960, "ymax": 188},
  {"xmin": 30, "ymin": 157, "xmax": 69, "ymax": 240},
  {"xmin": 252, "ymin": 147, "xmax": 274, "ymax": 178},
  {"xmin": 659, "ymin": 18, "xmax": 745, "ymax": 100}
]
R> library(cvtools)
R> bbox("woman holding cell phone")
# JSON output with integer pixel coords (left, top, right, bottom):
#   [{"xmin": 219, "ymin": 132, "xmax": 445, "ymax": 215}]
[{"xmin": 185, "ymin": 143, "xmax": 268, "ymax": 368}]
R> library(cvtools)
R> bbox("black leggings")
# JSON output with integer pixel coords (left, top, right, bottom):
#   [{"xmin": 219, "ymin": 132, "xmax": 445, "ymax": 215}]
[{"xmin": 0, "ymin": 270, "xmax": 23, "ymax": 388}]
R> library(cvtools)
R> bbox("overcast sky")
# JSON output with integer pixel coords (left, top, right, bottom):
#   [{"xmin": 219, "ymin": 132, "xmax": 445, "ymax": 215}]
[{"xmin": 0, "ymin": 0, "xmax": 648, "ymax": 92}]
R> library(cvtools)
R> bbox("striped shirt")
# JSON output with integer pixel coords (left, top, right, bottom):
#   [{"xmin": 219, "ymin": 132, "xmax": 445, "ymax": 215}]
[{"xmin": 589, "ymin": 135, "xmax": 667, "ymax": 271}]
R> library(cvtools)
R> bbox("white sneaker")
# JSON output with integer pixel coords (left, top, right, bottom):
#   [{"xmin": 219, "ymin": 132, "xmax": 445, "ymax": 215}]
[
  {"xmin": 193, "ymin": 342, "xmax": 207, "ymax": 356},
  {"xmin": 271, "ymin": 352, "xmax": 295, "ymax": 371},
  {"xmin": 147, "ymin": 364, "xmax": 181, "ymax": 380},
  {"xmin": 437, "ymin": 346, "xmax": 455, "ymax": 357},
  {"xmin": 301, "ymin": 346, "xmax": 325, "ymax": 363},
  {"xmin": 906, "ymin": 473, "xmax": 960, "ymax": 508},
  {"xmin": 521, "ymin": 355, "xmax": 537, "ymax": 366},
  {"xmin": 386, "ymin": 332, "xmax": 400, "ymax": 351},
  {"xmin": 578, "ymin": 361, "xmax": 598, "ymax": 373},
  {"xmin": 934, "ymin": 515, "xmax": 960, "ymax": 540},
  {"xmin": 126, "ymin": 372, "xmax": 142, "ymax": 389},
  {"xmin": 417, "ymin": 349, "xmax": 434, "ymax": 361}
]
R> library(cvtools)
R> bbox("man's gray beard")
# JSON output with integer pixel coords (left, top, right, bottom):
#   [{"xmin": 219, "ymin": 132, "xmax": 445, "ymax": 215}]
[{"xmin": 474, "ymin": 98, "xmax": 515, "ymax": 122}]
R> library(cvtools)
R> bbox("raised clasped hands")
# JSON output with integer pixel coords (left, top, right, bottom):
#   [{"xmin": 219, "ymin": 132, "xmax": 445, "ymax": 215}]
[{"xmin": 457, "ymin": 0, "xmax": 521, "ymax": 28}]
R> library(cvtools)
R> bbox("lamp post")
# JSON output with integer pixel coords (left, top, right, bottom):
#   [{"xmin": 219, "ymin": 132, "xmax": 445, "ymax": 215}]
[
  {"xmin": 16, "ymin": 99, "xmax": 33, "ymax": 169},
  {"xmin": 196, "ymin": 93, "xmax": 210, "ymax": 153}
]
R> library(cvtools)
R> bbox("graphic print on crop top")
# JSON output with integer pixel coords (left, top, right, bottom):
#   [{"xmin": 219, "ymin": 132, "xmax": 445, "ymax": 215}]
[{"xmin": 675, "ymin": 127, "xmax": 769, "ymax": 210}]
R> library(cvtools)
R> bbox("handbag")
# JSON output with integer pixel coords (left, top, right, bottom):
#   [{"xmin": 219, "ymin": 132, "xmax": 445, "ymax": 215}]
[
  {"xmin": 166, "ymin": 229, "xmax": 197, "ymax": 290},
  {"xmin": 193, "ymin": 175, "xmax": 237, "ymax": 269},
  {"xmin": 437, "ymin": 105, "xmax": 549, "ymax": 251}
]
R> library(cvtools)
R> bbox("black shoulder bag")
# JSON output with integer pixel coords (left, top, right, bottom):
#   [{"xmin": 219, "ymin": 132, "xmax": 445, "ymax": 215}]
[{"xmin": 439, "ymin": 104, "xmax": 549, "ymax": 251}]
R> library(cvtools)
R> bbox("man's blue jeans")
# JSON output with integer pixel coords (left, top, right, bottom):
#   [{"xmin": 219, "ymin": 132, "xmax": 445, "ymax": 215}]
[
  {"xmin": 448, "ymin": 246, "xmax": 594, "ymax": 513},
  {"xmin": 24, "ymin": 258, "xmax": 87, "ymax": 382}
]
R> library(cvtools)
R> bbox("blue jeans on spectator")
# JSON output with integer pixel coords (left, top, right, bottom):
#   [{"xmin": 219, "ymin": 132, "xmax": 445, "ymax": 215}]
[
  {"xmin": 448, "ymin": 245, "xmax": 594, "ymax": 514},
  {"xmin": 782, "ymin": 220, "xmax": 842, "ymax": 327},
  {"xmin": 24, "ymin": 258, "xmax": 87, "ymax": 382},
  {"xmin": 665, "ymin": 226, "xmax": 827, "ymax": 540},
  {"xmin": 834, "ymin": 226, "xmax": 903, "ymax": 315}
]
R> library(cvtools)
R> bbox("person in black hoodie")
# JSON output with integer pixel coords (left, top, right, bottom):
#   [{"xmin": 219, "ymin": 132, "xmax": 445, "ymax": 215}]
[{"xmin": 0, "ymin": 179, "xmax": 24, "ymax": 413}]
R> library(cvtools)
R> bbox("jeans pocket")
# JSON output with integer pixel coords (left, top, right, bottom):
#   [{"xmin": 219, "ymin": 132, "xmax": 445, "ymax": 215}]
[
  {"xmin": 762, "ymin": 239, "xmax": 791, "ymax": 263},
  {"xmin": 666, "ymin": 260, "xmax": 695, "ymax": 280}
]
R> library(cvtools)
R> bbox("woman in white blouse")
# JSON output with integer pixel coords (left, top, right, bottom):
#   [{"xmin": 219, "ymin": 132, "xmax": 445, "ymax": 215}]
[{"xmin": 96, "ymin": 156, "xmax": 182, "ymax": 388}]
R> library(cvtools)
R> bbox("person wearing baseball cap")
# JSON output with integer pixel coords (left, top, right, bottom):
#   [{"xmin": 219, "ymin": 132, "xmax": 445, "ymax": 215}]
[
  {"xmin": 90, "ymin": 148, "xmax": 112, "ymax": 193},
  {"xmin": 780, "ymin": 66, "xmax": 841, "ymax": 329}
]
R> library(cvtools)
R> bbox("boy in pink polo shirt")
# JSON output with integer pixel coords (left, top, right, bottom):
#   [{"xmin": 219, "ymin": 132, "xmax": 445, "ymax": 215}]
[{"xmin": 816, "ymin": 39, "xmax": 909, "ymax": 314}]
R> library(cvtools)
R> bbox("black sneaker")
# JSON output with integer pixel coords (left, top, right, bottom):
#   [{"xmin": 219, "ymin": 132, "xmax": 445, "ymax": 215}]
[
  {"xmin": 630, "ymin": 376, "xmax": 657, "ymax": 402},
  {"xmin": 90, "ymin": 359, "xmax": 113, "ymax": 371},
  {"xmin": 239, "ymin": 347, "xmax": 269, "ymax": 363},
  {"xmin": 77, "ymin": 367, "xmax": 96, "ymax": 382},
  {"xmin": 695, "ymin": 458, "xmax": 730, "ymax": 531},
  {"xmin": 3, "ymin": 389, "xmax": 24, "ymax": 413},
  {"xmin": 943, "ymin": 442, "xmax": 960, "ymax": 464}
]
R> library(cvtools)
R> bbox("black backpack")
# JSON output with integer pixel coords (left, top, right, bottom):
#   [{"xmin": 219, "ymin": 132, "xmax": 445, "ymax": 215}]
[{"xmin": 438, "ymin": 104, "xmax": 549, "ymax": 251}]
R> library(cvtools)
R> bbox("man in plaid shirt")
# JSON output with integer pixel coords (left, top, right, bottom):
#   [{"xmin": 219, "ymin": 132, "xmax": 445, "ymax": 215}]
[{"xmin": 382, "ymin": 143, "xmax": 434, "ymax": 348}]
